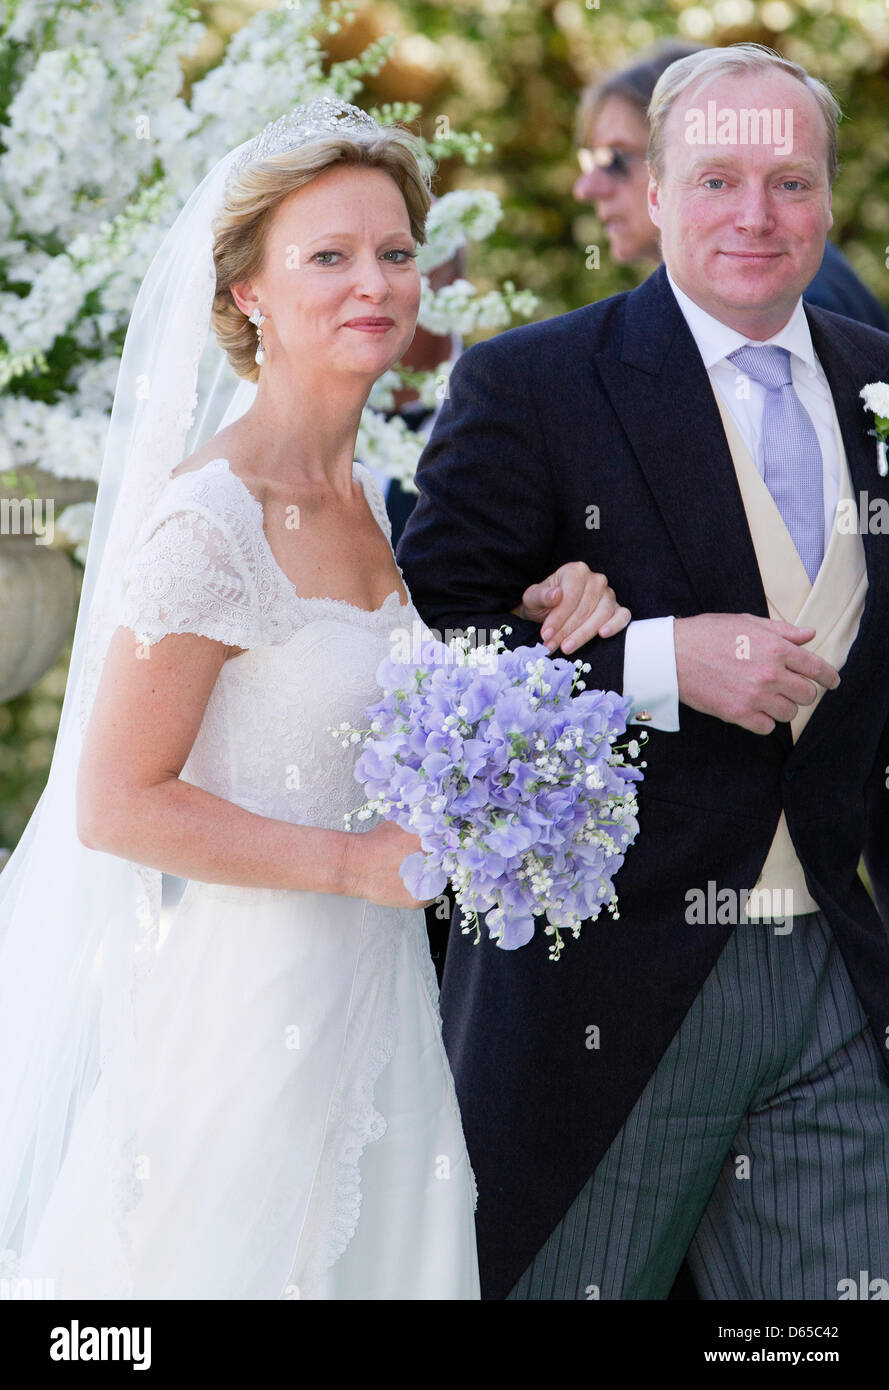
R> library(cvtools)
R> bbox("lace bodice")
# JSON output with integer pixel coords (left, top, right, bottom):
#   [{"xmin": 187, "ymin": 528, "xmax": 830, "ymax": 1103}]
[{"xmin": 117, "ymin": 457, "xmax": 421, "ymax": 833}]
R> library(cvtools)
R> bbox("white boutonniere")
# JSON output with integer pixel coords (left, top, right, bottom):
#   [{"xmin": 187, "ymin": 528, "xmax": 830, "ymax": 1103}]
[{"xmin": 860, "ymin": 381, "xmax": 889, "ymax": 477}]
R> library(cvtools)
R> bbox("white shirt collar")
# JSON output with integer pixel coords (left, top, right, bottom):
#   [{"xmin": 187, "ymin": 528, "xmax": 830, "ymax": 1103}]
[{"xmin": 665, "ymin": 267, "xmax": 817, "ymax": 373}]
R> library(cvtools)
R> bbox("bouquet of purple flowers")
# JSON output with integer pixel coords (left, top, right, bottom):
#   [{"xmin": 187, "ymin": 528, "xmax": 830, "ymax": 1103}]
[{"xmin": 331, "ymin": 627, "xmax": 645, "ymax": 960}]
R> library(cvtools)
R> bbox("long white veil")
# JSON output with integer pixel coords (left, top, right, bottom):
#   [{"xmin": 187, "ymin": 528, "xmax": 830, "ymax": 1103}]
[{"xmin": 0, "ymin": 136, "xmax": 256, "ymax": 1288}]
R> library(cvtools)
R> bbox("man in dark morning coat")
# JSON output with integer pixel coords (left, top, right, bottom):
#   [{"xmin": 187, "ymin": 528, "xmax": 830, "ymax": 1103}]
[{"xmin": 397, "ymin": 44, "xmax": 889, "ymax": 1300}]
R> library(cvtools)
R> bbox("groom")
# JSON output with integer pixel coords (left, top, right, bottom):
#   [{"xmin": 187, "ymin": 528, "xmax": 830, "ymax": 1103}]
[{"xmin": 397, "ymin": 44, "xmax": 889, "ymax": 1300}]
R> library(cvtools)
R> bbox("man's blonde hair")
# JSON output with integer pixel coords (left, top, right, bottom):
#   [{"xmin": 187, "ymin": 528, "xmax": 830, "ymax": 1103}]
[{"xmin": 647, "ymin": 42, "xmax": 841, "ymax": 184}]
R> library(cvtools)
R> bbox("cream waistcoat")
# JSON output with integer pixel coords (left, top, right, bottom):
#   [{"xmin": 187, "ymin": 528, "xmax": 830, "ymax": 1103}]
[{"xmin": 710, "ymin": 388, "xmax": 868, "ymax": 919}]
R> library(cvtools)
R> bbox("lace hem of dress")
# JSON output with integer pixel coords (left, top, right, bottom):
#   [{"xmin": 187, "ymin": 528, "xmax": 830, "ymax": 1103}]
[
  {"xmin": 322, "ymin": 1023, "xmax": 395, "ymax": 1272},
  {"xmin": 286, "ymin": 586, "xmax": 411, "ymax": 633},
  {"xmin": 122, "ymin": 618, "xmax": 243, "ymax": 650},
  {"xmin": 281, "ymin": 901, "xmax": 399, "ymax": 1298}
]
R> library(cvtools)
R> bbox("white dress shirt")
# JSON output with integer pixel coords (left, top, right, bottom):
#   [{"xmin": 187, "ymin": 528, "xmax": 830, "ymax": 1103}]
[{"xmin": 622, "ymin": 271, "xmax": 840, "ymax": 731}]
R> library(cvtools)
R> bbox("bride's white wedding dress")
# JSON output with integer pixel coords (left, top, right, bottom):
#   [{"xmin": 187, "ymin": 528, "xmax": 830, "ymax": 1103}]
[{"xmin": 20, "ymin": 456, "xmax": 479, "ymax": 1300}]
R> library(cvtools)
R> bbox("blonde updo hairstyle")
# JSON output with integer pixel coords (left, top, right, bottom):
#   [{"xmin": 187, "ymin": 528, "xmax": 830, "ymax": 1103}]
[{"xmin": 211, "ymin": 125, "xmax": 433, "ymax": 383}]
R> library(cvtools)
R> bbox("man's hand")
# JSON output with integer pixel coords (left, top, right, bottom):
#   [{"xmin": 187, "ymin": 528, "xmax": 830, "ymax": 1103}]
[
  {"xmin": 510, "ymin": 562, "xmax": 631, "ymax": 654},
  {"xmin": 674, "ymin": 613, "xmax": 840, "ymax": 735}
]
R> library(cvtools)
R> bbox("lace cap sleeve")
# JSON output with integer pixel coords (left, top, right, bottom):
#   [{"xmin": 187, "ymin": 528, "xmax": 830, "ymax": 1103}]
[{"xmin": 117, "ymin": 497, "xmax": 260, "ymax": 650}]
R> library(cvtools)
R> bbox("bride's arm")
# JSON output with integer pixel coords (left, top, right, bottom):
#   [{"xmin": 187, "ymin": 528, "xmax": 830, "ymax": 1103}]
[{"xmin": 76, "ymin": 626, "xmax": 414, "ymax": 902}]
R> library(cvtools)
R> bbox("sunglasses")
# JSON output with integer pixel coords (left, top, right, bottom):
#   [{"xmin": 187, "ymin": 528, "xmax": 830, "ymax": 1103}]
[{"xmin": 576, "ymin": 145, "xmax": 645, "ymax": 180}]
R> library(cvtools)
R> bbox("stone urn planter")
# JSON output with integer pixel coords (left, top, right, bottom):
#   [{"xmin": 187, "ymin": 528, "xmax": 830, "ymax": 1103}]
[{"xmin": 0, "ymin": 466, "xmax": 95, "ymax": 703}]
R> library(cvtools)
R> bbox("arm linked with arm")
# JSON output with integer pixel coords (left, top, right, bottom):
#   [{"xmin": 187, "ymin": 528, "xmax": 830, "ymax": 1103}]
[{"xmin": 396, "ymin": 336, "xmax": 628, "ymax": 696}]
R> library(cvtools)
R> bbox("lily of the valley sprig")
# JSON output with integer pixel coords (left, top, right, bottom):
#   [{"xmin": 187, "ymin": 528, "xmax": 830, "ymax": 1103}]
[{"xmin": 860, "ymin": 382, "xmax": 889, "ymax": 478}]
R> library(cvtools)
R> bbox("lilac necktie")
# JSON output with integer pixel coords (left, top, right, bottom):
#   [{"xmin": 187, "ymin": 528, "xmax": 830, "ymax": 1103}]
[{"xmin": 727, "ymin": 344, "xmax": 824, "ymax": 583}]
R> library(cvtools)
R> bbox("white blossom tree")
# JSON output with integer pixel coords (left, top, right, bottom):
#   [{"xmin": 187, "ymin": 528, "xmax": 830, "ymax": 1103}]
[{"xmin": 0, "ymin": 0, "xmax": 537, "ymax": 559}]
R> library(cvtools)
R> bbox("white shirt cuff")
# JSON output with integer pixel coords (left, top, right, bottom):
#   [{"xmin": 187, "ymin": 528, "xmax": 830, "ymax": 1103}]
[{"xmin": 622, "ymin": 616, "xmax": 680, "ymax": 732}]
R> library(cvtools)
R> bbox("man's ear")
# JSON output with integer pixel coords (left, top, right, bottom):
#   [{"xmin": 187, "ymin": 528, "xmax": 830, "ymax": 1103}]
[
  {"xmin": 647, "ymin": 175, "xmax": 663, "ymax": 231},
  {"xmin": 826, "ymin": 186, "xmax": 833, "ymax": 234}
]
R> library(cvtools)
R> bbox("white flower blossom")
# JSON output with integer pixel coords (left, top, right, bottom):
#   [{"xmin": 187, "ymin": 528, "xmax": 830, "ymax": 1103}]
[
  {"xmin": 861, "ymin": 382, "xmax": 889, "ymax": 421},
  {"xmin": 0, "ymin": 0, "xmax": 532, "ymax": 551},
  {"xmin": 416, "ymin": 189, "xmax": 502, "ymax": 274},
  {"xmin": 54, "ymin": 501, "xmax": 95, "ymax": 564},
  {"xmin": 356, "ymin": 407, "xmax": 426, "ymax": 491}
]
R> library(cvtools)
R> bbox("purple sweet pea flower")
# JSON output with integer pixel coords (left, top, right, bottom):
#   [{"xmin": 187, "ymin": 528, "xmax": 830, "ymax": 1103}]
[
  {"xmin": 495, "ymin": 913, "xmax": 536, "ymax": 950},
  {"xmin": 340, "ymin": 628, "xmax": 644, "ymax": 960},
  {"xmin": 399, "ymin": 851, "xmax": 449, "ymax": 901}
]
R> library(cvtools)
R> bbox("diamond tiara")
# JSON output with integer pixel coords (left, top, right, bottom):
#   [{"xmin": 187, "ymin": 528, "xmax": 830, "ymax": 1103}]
[{"xmin": 225, "ymin": 96, "xmax": 381, "ymax": 190}]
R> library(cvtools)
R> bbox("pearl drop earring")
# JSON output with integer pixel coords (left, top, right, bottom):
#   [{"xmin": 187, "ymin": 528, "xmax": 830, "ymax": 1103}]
[{"xmin": 249, "ymin": 308, "xmax": 267, "ymax": 366}]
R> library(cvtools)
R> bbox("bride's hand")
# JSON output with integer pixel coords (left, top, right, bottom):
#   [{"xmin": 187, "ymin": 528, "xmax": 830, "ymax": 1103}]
[
  {"xmin": 509, "ymin": 561, "xmax": 631, "ymax": 654},
  {"xmin": 344, "ymin": 819, "xmax": 438, "ymax": 910}
]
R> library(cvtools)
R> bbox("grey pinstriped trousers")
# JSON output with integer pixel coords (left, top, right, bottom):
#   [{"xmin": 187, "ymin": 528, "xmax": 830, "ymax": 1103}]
[{"xmin": 507, "ymin": 910, "xmax": 889, "ymax": 1300}]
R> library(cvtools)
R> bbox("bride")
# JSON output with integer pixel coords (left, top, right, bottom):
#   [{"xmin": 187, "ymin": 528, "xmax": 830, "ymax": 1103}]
[{"xmin": 0, "ymin": 98, "xmax": 629, "ymax": 1300}]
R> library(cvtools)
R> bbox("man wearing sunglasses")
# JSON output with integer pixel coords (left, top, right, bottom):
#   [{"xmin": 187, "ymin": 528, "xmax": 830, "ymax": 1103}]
[{"xmin": 573, "ymin": 40, "xmax": 889, "ymax": 331}]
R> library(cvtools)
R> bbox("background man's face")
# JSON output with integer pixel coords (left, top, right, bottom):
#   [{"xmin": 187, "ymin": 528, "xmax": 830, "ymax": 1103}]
[{"xmin": 648, "ymin": 68, "xmax": 833, "ymax": 335}]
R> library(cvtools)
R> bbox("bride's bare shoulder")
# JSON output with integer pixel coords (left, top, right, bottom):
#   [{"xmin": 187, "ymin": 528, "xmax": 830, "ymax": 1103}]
[
  {"xmin": 171, "ymin": 426, "xmax": 264, "ymax": 497},
  {"xmin": 170, "ymin": 442, "xmax": 230, "ymax": 480}
]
